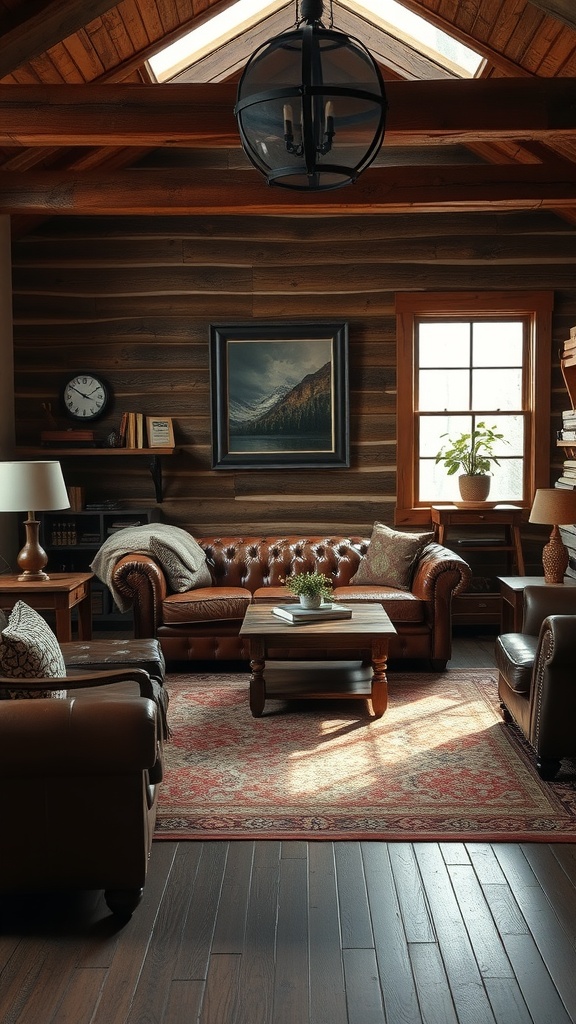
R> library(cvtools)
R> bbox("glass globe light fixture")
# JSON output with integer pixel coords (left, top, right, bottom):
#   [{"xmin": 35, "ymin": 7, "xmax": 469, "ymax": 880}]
[{"xmin": 234, "ymin": 0, "xmax": 387, "ymax": 191}]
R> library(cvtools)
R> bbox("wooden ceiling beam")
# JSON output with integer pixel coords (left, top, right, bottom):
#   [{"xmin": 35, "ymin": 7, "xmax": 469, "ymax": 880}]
[
  {"xmin": 530, "ymin": 1, "xmax": 576, "ymax": 34},
  {"xmin": 0, "ymin": 1, "xmax": 123, "ymax": 80},
  {"xmin": 1, "ymin": 164, "xmax": 576, "ymax": 216},
  {"xmin": 1, "ymin": 79, "xmax": 575, "ymax": 148}
]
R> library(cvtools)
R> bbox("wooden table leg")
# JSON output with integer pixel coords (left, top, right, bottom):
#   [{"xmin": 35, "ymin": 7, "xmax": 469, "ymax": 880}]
[
  {"xmin": 77, "ymin": 587, "xmax": 93, "ymax": 640},
  {"xmin": 249, "ymin": 640, "xmax": 266, "ymax": 717},
  {"xmin": 370, "ymin": 640, "xmax": 388, "ymax": 719},
  {"xmin": 53, "ymin": 596, "xmax": 72, "ymax": 643}
]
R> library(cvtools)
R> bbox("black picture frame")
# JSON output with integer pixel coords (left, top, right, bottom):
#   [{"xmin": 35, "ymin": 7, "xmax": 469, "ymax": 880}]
[{"xmin": 209, "ymin": 321, "xmax": 349, "ymax": 469}]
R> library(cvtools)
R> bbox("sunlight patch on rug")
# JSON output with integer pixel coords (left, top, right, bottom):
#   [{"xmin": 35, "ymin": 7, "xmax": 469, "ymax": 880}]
[{"xmin": 155, "ymin": 669, "xmax": 576, "ymax": 841}]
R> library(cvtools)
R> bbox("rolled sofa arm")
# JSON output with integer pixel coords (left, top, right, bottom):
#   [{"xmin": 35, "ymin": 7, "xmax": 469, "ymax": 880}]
[
  {"xmin": 112, "ymin": 554, "xmax": 168, "ymax": 637},
  {"xmin": 528, "ymin": 614, "xmax": 576, "ymax": 756},
  {"xmin": 0, "ymin": 696, "xmax": 159, "ymax": 777},
  {"xmin": 411, "ymin": 542, "xmax": 472, "ymax": 666},
  {"xmin": 411, "ymin": 542, "xmax": 472, "ymax": 601}
]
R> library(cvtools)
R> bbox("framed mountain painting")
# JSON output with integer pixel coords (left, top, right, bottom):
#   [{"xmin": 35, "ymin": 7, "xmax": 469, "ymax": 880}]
[{"xmin": 209, "ymin": 321, "xmax": 349, "ymax": 469}]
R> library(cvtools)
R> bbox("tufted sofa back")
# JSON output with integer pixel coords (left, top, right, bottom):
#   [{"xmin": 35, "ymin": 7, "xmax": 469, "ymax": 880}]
[{"xmin": 199, "ymin": 535, "xmax": 370, "ymax": 593}]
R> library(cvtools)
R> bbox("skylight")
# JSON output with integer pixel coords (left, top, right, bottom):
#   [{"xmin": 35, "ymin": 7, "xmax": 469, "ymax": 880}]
[
  {"xmin": 148, "ymin": 0, "xmax": 483, "ymax": 83},
  {"xmin": 343, "ymin": 0, "xmax": 483, "ymax": 77},
  {"xmin": 148, "ymin": 0, "xmax": 288, "ymax": 82}
]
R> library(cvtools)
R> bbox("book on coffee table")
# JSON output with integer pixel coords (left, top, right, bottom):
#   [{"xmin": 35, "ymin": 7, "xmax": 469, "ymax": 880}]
[{"xmin": 271, "ymin": 602, "xmax": 352, "ymax": 624}]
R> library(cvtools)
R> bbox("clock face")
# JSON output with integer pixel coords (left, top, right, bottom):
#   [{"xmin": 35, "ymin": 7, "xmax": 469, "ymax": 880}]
[{"xmin": 63, "ymin": 374, "xmax": 109, "ymax": 421}]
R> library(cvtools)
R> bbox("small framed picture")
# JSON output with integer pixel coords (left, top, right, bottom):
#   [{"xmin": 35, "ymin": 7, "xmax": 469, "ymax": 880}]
[{"xmin": 146, "ymin": 416, "xmax": 175, "ymax": 448}]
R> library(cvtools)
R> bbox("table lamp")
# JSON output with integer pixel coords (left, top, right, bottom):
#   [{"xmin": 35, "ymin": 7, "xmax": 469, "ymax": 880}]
[
  {"xmin": 529, "ymin": 487, "xmax": 576, "ymax": 584},
  {"xmin": 0, "ymin": 461, "xmax": 70, "ymax": 581}
]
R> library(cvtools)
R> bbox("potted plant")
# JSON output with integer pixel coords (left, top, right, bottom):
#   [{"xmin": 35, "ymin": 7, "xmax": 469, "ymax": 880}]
[
  {"xmin": 283, "ymin": 570, "xmax": 334, "ymax": 609},
  {"xmin": 434, "ymin": 421, "xmax": 508, "ymax": 502}
]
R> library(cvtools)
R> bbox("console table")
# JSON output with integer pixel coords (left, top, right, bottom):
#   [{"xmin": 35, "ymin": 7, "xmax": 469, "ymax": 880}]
[{"xmin": 431, "ymin": 504, "xmax": 526, "ymax": 625}]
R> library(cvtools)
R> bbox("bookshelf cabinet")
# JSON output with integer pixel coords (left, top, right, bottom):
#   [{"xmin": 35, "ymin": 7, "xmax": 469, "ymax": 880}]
[
  {"xmin": 558, "ymin": 330, "xmax": 576, "ymax": 576},
  {"xmin": 39, "ymin": 508, "xmax": 155, "ymax": 627}
]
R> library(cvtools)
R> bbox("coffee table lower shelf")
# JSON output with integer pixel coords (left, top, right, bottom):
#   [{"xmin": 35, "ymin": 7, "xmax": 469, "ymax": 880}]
[{"xmin": 249, "ymin": 660, "xmax": 387, "ymax": 718}]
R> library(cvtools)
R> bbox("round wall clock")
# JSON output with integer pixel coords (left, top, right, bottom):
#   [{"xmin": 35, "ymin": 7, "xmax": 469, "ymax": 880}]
[{"xmin": 62, "ymin": 373, "xmax": 110, "ymax": 421}]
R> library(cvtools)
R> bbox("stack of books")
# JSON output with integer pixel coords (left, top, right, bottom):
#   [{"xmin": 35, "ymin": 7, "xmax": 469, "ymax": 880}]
[
  {"xmin": 558, "ymin": 409, "xmax": 576, "ymax": 443},
  {"xmin": 118, "ymin": 412, "xmax": 146, "ymax": 448},
  {"xmin": 271, "ymin": 602, "xmax": 352, "ymax": 624},
  {"xmin": 555, "ymin": 458, "xmax": 576, "ymax": 489}
]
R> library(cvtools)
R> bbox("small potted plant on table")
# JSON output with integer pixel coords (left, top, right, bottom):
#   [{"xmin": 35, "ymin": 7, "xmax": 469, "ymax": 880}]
[
  {"xmin": 434, "ymin": 421, "xmax": 507, "ymax": 502},
  {"xmin": 283, "ymin": 570, "xmax": 334, "ymax": 609}
]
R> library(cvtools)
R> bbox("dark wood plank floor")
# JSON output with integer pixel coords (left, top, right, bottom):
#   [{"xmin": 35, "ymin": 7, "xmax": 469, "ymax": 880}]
[{"xmin": 2, "ymin": 631, "xmax": 576, "ymax": 1024}]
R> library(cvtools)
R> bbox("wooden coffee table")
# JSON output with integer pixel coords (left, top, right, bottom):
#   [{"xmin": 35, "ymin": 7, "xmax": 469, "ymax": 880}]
[{"xmin": 239, "ymin": 602, "xmax": 396, "ymax": 718}]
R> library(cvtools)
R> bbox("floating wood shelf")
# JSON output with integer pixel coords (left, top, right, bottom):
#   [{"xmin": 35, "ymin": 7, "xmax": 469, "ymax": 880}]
[{"xmin": 16, "ymin": 447, "xmax": 177, "ymax": 503}]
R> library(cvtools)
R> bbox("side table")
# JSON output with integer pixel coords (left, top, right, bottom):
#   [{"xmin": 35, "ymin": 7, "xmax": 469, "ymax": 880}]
[
  {"xmin": 0, "ymin": 572, "xmax": 93, "ymax": 643},
  {"xmin": 498, "ymin": 575, "xmax": 576, "ymax": 632},
  {"xmin": 431, "ymin": 504, "xmax": 526, "ymax": 574}
]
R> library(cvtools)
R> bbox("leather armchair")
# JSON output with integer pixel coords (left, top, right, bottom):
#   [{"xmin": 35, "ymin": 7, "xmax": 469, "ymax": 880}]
[
  {"xmin": 495, "ymin": 585, "xmax": 576, "ymax": 779},
  {"xmin": 0, "ymin": 668, "xmax": 163, "ymax": 917}
]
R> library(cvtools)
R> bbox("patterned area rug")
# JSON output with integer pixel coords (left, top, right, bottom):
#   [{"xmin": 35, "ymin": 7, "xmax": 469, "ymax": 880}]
[{"xmin": 155, "ymin": 668, "xmax": 576, "ymax": 841}]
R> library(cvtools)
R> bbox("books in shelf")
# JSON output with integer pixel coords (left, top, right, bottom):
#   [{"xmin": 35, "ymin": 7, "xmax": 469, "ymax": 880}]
[{"xmin": 271, "ymin": 602, "xmax": 352, "ymax": 624}]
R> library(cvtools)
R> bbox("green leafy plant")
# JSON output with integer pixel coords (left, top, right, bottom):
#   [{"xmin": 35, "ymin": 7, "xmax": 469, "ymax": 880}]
[
  {"xmin": 282, "ymin": 571, "xmax": 333, "ymax": 599},
  {"xmin": 434, "ymin": 421, "xmax": 508, "ymax": 477}
]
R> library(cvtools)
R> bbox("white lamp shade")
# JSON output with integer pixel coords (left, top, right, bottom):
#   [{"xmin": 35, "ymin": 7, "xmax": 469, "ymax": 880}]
[
  {"xmin": 0, "ymin": 461, "xmax": 70, "ymax": 512},
  {"xmin": 529, "ymin": 487, "xmax": 576, "ymax": 526}
]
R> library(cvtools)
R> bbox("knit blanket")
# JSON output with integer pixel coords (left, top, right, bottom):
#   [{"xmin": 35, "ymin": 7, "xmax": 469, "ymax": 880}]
[{"xmin": 90, "ymin": 523, "xmax": 211, "ymax": 613}]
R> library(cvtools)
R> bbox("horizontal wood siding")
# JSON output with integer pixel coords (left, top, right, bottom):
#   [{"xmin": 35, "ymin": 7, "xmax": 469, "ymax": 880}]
[{"xmin": 10, "ymin": 210, "xmax": 574, "ymax": 537}]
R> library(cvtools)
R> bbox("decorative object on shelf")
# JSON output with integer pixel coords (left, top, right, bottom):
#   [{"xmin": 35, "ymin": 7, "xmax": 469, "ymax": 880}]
[
  {"xmin": 234, "ymin": 0, "xmax": 387, "ymax": 192},
  {"xmin": 62, "ymin": 373, "xmax": 110, "ymax": 421},
  {"xmin": 434, "ymin": 421, "xmax": 508, "ymax": 502},
  {"xmin": 529, "ymin": 488, "xmax": 576, "ymax": 584},
  {"xmin": 146, "ymin": 416, "xmax": 175, "ymax": 448},
  {"xmin": 210, "ymin": 321, "xmax": 349, "ymax": 469},
  {"xmin": 0, "ymin": 461, "xmax": 70, "ymax": 580},
  {"xmin": 282, "ymin": 570, "xmax": 333, "ymax": 608}
]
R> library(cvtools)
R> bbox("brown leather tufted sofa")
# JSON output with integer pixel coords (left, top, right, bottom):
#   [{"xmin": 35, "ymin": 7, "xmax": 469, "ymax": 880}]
[{"xmin": 112, "ymin": 534, "xmax": 471, "ymax": 670}]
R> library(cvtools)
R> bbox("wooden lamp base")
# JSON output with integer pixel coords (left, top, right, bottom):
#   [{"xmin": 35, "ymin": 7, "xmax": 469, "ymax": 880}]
[{"xmin": 16, "ymin": 515, "xmax": 50, "ymax": 581}]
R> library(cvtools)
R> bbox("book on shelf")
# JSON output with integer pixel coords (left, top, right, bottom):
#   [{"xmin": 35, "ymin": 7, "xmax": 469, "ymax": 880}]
[
  {"xmin": 558, "ymin": 430, "xmax": 576, "ymax": 441},
  {"xmin": 271, "ymin": 602, "xmax": 352, "ymax": 624},
  {"xmin": 557, "ymin": 476, "xmax": 576, "ymax": 488}
]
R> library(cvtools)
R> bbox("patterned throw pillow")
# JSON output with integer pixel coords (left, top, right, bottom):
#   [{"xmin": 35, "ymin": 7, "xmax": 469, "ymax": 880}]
[
  {"xmin": 149, "ymin": 536, "xmax": 212, "ymax": 592},
  {"xmin": 350, "ymin": 521, "xmax": 433, "ymax": 591},
  {"xmin": 0, "ymin": 600, "xmax": 67, "ymax": 698}
]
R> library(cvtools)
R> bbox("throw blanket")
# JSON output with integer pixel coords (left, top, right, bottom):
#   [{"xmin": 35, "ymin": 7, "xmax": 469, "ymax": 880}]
[{"xmin": 91, "ymin": 524, "xmax": 212, "ymax": 613}]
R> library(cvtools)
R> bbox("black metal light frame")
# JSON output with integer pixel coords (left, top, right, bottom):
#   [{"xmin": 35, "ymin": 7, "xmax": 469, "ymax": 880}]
[{"xmin": 234, "ymin": 0, "xmax": 387, "ymax": 191}]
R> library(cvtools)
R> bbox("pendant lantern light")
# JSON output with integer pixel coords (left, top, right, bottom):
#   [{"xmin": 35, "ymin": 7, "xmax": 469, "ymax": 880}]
[{"xmin": 234, "ymin": 0, "xmax": 387, "ymax": 191}]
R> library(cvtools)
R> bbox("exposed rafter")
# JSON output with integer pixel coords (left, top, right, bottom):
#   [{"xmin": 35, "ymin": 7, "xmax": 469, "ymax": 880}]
[
  {"xmin": 1, "ymin": 80, "xmax": 576, "ymax": 149},
  {"xmin": 1, "ymin": 164, "xmax": 576, "ymax": 216},
  {"xmin": 0, "ymin": 0, "xmax": 123, "ymax": 80}
]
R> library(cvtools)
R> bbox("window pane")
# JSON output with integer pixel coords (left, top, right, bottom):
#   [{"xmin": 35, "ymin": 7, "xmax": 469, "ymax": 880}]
[
  {"xmin": 419, "ymin": 369, "xmax": 470, "ymax": 411},
  {"xmin": 487, "ymin": 459, "xmax": 524, "ymax": 502},
  {"xmin": 419, "ymin": 322, "xmax": 470, "ymax": 368},
  {"xmin": 419, "ymin": 459, "xmax": 462, "ymax": 503},
  {"xmin": 473, "ymin": 321, "xmax": 523, "ymax": 366},
  {"xmin": 472, "ymin": 368, "xmax": 522, "ymax": 410},
  {"xmin": 419, "ymin": 414, "xmax": 471, "ymax": 457}
]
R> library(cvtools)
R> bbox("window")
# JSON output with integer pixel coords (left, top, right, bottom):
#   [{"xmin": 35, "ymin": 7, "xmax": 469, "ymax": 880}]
[{"xmin": 395, "ymin": 292, "xmax": 553, "ymax": 526}]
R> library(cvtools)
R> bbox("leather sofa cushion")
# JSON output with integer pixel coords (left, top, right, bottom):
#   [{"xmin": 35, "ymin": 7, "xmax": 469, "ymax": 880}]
[
  {"xmin": 162, "ymin": 587, "xmax": 252, "ymax": 625},
  {"xmin": 252, "ymin": 585, "xmax": 424, "ymax": 623},
  {"xmin": 333, "ymin": 586, "xmax": 425, "ymax": 623},
  {"xmin": 495, "ymin": 633, "xmax": 538, "ymax": 694}
]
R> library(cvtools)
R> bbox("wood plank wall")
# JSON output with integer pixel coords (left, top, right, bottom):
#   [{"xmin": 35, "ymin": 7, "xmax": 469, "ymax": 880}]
[{"xmin": 10, "ymin": 209, "xmax": 576, "ymax": 540}]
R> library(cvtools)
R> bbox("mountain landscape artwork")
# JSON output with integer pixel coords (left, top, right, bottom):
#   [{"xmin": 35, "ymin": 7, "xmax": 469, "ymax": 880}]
[
  {"xmin": 227, "ymin": 338, "xmax": 334, "ymax": 453},
  {"xmin": 210, "ymin": 321, "xmax": 349, "ymax": 469}
]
